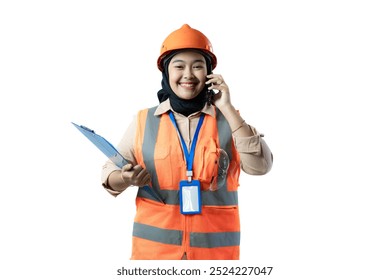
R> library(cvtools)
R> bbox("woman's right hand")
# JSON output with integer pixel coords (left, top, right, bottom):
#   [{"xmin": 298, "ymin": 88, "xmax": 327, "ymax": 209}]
[{"xmin": 120, "ymin": 163, "xmax": 152, "ymax": 187}]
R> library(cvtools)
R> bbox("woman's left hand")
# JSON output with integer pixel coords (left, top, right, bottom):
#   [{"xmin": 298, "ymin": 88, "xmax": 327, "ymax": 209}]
[{"xmin": 206, "ymin": 74, "xmax": 232, "ymax": 109}]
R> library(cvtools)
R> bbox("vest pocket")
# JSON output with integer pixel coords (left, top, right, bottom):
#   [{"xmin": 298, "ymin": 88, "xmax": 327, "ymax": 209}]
[
  {"xmin": 154, "ymin": 144, "xmax": 185, "ymax": 190},
  {"xmin": 197, "ymin": 138, "xmax": 219, "ymax": 191}
]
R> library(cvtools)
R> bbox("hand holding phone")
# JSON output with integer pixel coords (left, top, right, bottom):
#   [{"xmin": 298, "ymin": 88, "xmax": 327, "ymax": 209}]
[{"xmin": 205, "ymin": 73, "xmax": 231, "ymax": 108}]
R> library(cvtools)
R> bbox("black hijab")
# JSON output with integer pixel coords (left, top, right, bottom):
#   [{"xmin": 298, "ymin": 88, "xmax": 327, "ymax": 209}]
[{"xmin": 157, "ymin": 50, "xmax": 213, "ymax": 116}]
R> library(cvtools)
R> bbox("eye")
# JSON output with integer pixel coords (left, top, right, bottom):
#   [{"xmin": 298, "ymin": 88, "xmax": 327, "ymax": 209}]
[{"xmin": 193, "ymin": 64, "xmax": 204, "ymax": 69}]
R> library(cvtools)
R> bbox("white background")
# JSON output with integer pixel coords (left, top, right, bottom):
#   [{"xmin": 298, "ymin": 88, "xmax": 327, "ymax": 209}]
[{"xmin": 1, "ymin": 0, "xmax": 389, "ymax": 279}]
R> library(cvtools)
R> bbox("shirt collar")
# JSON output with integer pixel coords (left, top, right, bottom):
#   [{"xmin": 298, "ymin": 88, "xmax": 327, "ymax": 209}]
[{"xmin": 154, "ymin": 99, "xmax": 216, "ymax": 118}]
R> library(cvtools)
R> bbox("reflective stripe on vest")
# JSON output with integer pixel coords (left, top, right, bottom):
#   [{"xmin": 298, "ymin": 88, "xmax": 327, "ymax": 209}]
[
  {"xmin": 190, "ymin": 231, "xmax": 240, "ymax": 248},
  {"xmin": 133, "ymin": 222, "xmax": 182, "ymax": 246},
  {"xmin": 133, "ymin": 222, "xmax": 240, "ymax": 248},
  {"xmin": 136, "ymin": 106, "xmax": 239, "ymax": 206}
]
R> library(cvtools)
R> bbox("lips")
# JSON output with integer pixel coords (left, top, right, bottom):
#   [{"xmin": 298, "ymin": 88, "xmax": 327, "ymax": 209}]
[{"xmin": 179, "ymin": 82, "xmax": 197, "ymax": 89}]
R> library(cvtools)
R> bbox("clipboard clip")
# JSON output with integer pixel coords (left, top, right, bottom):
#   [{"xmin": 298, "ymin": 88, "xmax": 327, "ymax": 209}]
[{"xmin": 80, "ymin": 125, "xmax": 94, "ymax": 133}]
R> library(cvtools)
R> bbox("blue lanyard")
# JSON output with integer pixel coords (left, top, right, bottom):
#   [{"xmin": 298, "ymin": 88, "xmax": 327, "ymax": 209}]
[{"xmin": 169, "ymin": 111, "xmax": 205, "ymax": 181}]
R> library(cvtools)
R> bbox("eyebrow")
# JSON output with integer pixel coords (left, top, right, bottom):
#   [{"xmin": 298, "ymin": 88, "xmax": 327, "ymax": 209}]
[{"xmin": 171, "ymin": 59, "xmax": 205, "ymax": 64}]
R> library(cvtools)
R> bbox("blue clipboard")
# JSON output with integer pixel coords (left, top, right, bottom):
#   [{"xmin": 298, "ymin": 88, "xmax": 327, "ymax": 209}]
[{"xmin": 72, "ymin": 122, "xmax": 164, "ymax": 204}]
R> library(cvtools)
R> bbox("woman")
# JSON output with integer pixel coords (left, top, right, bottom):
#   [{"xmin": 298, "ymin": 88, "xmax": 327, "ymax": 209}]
[{"xmin": 101, "ymin": 24, "xmax": 273, "ymax": 260}]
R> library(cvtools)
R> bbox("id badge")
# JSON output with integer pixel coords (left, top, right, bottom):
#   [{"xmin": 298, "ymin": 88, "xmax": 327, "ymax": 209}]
[{"xmin": 179, "ymin": 180, "xmax": 201, "ymax": 214}]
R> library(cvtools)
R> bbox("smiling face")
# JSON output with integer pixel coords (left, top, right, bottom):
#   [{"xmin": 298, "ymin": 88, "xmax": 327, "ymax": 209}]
[{"xmin": 168, "ymin": 50, "xmax": 208, "ymax": 100}]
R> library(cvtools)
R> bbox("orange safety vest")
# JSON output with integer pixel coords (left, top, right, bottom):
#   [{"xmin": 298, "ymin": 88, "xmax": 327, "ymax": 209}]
[{"xmin": 132, "ymin": 106, "xmax": 241, "ymax": 260}]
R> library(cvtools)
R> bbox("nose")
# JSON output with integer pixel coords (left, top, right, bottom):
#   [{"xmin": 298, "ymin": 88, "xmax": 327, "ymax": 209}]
[{"xmin": 183, "ymin": 67, "xmax": 194, "ymax": 79}]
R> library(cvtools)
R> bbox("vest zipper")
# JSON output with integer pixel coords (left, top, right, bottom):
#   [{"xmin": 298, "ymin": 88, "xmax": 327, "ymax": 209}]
[{"xmin": 183, "ymin": 215, "xmax": 190, "ymax": 258}]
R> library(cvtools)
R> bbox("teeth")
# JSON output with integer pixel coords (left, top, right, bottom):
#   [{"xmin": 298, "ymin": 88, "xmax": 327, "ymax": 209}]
[{"xmin": 181, "ymin": 83, "xmax": 195, "ymax": 88}]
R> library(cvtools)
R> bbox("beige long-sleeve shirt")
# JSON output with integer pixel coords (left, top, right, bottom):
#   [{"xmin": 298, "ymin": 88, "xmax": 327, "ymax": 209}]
[{"xmin": 101, "ymin": 100, "xmax": 273, "ymax": 196}]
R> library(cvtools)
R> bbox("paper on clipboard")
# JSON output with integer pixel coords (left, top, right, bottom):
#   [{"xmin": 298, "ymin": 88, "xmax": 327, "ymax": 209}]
[{"xmin": 71, "ymin": 122, "xmax": 164, "ymax": 204}]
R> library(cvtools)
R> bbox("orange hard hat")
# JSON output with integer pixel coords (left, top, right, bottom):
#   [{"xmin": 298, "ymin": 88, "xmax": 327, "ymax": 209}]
[{"xmin": 157, "ymin": 24, "xmax": 217, "ymax": 71}]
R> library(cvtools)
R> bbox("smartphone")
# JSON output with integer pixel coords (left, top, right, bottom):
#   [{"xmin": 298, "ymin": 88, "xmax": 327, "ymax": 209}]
[{"xmin": 206, "ymin": 72, "xmax": 218, "ymax": 105}]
